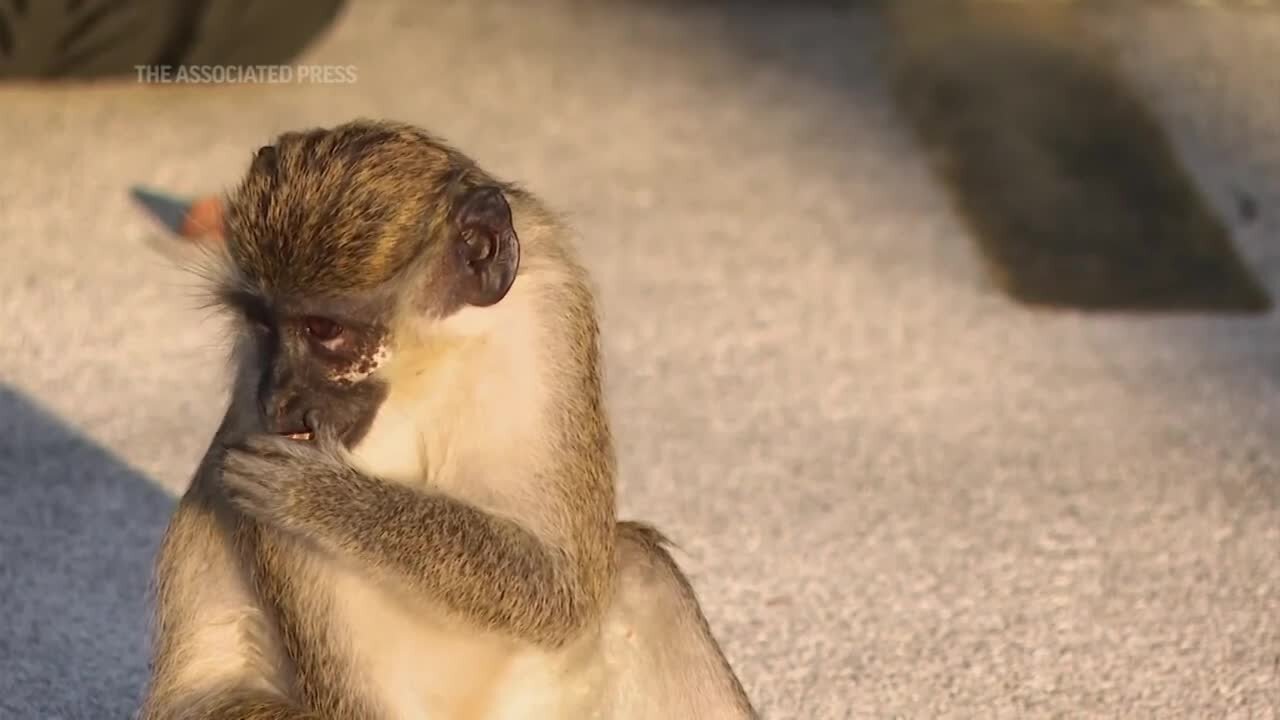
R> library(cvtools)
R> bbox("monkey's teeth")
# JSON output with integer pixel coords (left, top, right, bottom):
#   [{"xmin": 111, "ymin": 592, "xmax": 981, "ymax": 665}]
[{"xmin": 285, "ymin": 432, "xmax": 314, "ymax": 441}]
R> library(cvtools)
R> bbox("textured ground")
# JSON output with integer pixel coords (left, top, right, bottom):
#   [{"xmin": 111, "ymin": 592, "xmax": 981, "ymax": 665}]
[{"xmin": 1, "ymin": 2, "xmax": 1278, "ymax": 718}]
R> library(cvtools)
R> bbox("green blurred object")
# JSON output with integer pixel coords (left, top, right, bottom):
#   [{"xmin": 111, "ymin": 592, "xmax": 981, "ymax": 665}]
[{"xmin": 0, "ymin": 0, "xmax": 346, "ymax": 80}]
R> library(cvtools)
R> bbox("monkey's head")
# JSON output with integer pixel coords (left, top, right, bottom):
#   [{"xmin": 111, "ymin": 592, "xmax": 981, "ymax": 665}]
[{"xmin": 210, "ymin": 120, "xmax": 521, "ymax": 448}]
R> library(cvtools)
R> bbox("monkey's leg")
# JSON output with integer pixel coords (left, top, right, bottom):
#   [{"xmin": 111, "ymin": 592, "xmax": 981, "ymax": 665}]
[
  {"xmin": 140, "ymin": 489, "xmax": 305, "ymax": 720},
  {"xmin": 602, "ymin": 522, "xmax": 759, "ymax": 720},
  {"xmin": 152, "ymin": 691, "xmax": 318, "ymax": 720}
]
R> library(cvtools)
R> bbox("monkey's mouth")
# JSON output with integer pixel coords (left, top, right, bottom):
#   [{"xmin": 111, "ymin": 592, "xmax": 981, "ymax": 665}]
[{"xmin": 277, "ymin": 409, "xmax": 321, "ymax": 442}]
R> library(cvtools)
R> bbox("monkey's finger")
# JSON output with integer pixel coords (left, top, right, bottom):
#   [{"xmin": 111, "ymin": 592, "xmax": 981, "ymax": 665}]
[
  {"xmin": 224, "ymin": 482, "xmax": 278, "ymax": 522},
  {"xmin": 221, "ymin": 467, "xmax": 270, "ymax": 502},
  {"xmin": 238, "ymin": 434, "xmax": 303, "ymax": 459},
  {"xmin": 221, "ymin": 451, "xmax": 276, "ymax": 483},
  {"xmin": 221, "ymin": 443, "xmax": 298, "ymax": 487},
  {"xmin": 306, "ymin": 411, "xmax": 345, "ymax": 450}
]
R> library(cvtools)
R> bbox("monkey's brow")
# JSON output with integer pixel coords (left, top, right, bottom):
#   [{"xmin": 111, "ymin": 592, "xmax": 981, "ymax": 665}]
[
  {"xmin": 219, "ymin": 288, "xmax": 272, "ymax": 323},
  {"xmin": 220, "ymin": 286, "xmax": 393, "ymax": 330}
]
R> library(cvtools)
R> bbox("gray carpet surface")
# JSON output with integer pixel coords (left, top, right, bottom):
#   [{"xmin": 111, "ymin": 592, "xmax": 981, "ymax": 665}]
[{"xmin": 1, "ymin": 2, "xmax": 1278, "ymax": 718}]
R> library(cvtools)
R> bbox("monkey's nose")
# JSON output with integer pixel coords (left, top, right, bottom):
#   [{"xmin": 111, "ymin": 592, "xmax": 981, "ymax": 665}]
[{"xmin": 261, "ymin": 395, "xmax": 313, "ymax": 440}]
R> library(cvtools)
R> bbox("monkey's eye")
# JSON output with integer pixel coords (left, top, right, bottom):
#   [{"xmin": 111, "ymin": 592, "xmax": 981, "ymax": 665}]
[{"xmin": 303, "ymin": 316, "xmax": 344, "ymax": 342}]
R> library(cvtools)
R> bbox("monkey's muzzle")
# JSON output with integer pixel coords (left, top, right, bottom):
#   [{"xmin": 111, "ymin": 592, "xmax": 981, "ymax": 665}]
[{"xmin": 280, "ymin": 410, "xmax": 323, "ymax": 442}]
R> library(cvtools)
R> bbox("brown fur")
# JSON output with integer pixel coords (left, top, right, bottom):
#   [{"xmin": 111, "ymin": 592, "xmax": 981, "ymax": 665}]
[
  {"xmin": 140, "ymin": 120, "xmax": 753, "ymax": 720},
  {"xmin": 223, "ymin": 120, "xmax": 488, "ymax": 300}
]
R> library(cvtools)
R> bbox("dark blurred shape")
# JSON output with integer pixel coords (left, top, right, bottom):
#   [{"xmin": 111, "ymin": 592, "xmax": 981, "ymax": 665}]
[
  {"xmin": 1234, "ymin": 188, "xmax": 1258, "ymax": 224},
  {"xmin": 887, "ymin": 1, "xmax": 1272, "ymax": 313},
  {"xmin": 0, "ymin": 0, "xmax": 346, "ymax": 79}
]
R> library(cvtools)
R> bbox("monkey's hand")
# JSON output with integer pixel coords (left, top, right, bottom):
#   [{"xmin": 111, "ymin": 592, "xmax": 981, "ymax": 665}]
[
  {"xmin": 220, "ymin": 432, "xmax": 362, "ymax": 536},
  {"xmin": 220, "ymin": 431, "xmax": 598, "ymax": 646}
]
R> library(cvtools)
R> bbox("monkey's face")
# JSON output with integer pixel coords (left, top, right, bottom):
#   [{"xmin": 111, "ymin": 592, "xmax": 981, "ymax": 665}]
[
  {"xmin": 213, "ymin": 121, "xmax": 523, "ymax": 451},
  {"xmin": 233, "ymin": 293, "xmax": 393, "ymax": 447}
]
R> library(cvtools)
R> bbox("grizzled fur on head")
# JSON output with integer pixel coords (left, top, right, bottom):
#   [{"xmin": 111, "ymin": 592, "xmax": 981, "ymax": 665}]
[{"xmin": 221, "ymin": 119, "xmax": 498, "ymax": 301}]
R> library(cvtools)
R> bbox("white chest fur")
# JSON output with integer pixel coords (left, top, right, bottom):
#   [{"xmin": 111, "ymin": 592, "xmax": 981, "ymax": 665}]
[
  {"xmin": 322, "ymin": 273, "xmax": 609, "ymax": 718},
  {"xmin": 320, "ymin": 559, "xmax": 609, "ymax": 720}
]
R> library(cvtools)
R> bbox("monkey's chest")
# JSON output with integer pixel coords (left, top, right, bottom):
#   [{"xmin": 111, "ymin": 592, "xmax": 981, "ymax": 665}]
[{"xmin": 316, "ymin": 560, "xmax": 609, "ymax": 720}]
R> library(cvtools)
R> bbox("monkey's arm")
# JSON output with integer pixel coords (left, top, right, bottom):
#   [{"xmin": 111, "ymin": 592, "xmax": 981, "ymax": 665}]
[
  {"xmin": 221, "ymin": 434, "xmax": 597, "ymax": 647},
  {"xmin": 143, "ymin": 691, "xmax": 319, "ymax": 720}
]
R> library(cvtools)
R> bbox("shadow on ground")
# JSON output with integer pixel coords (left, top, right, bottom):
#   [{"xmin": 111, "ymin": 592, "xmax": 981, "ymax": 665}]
[
  {"xmin": 0, "ymin": 385, "xmax": 173, "ymax": 720},
  {"xmin": 677, "ymin": 1, "xmax": 1274, "ymax": 313}
]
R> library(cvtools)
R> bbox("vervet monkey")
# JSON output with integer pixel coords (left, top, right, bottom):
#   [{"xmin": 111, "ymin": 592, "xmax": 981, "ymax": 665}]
[{"xmin": 138, "ymin": 120, "xmax": 759, "ymax": 720}]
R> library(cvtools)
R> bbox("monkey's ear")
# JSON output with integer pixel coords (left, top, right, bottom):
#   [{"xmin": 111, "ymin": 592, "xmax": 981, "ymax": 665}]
[{"xmin": 453, "ymin": 186, "xmax": 520, "ymax": 307}]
